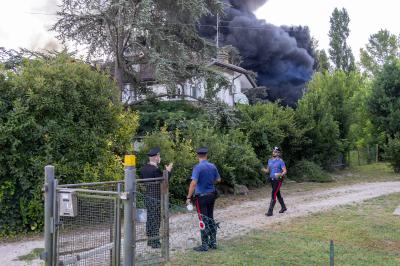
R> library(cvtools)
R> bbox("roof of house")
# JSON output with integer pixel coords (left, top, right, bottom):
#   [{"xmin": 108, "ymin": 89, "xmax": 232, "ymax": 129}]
[
  {"xmin": 137, "ymin": 59, "xmax": 258, "ymax": 88},
  {"xmin": 207, "ymin": 59, "xmax": 258, "ymax": 88}
]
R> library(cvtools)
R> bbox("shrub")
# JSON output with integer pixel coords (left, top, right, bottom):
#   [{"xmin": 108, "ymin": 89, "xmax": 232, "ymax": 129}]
[
  {"xmin": 0, "ymin": 54, "xmax": 138, "ymax": 236},
  {"xmin": 237, "ymin": 103, "xmax": 305, "ymax": 167},
  {"xmin": 384, "ymin": 136, "xmax": 400, "ymax": 173},
  {"xmin": 138, "ymin": 128, "xmax": 197, "ymax": 203},
  {"xmin": 185, "ymin": 122, "xmax": 262, "ymax": 188},
  {"xmin": 289, "ymin": 160, "xmax": 332, "ymax": 182}
]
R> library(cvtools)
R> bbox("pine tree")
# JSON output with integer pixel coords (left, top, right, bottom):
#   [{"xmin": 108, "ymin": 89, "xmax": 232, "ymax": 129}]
[{"xmin": 52, "ymin": 0, "xmax": 224, "ymax": 100}]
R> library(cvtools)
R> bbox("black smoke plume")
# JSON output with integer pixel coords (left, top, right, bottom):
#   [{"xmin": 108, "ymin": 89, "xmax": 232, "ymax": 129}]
[{"xmin": 199, "ymin": 0, "xmax": 315, "ymax": 106}]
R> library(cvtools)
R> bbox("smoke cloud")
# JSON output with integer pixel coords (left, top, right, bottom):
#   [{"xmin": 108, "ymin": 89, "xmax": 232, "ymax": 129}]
[{"xmin": 200, "ymin": 0, "xmax": 314, "ymax": 106}]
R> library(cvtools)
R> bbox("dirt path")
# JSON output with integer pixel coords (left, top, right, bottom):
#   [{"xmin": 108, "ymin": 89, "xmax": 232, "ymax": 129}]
[{"xmin": 2, "ymin": 181, "xmax": 400, "ymax": 265}]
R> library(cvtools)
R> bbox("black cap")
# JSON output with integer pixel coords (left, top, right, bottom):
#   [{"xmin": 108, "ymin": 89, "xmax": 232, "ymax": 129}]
[
  {"xmin": 147, "ymin": 147, "xmax": 160, "ymax": 157},
  {"xmin": 196, "ymin": 147, "xmax": 208, "ymax": 155},
  {"xmin": 273, "ymin": 146, "xmax": 281, "ymax": 152}
]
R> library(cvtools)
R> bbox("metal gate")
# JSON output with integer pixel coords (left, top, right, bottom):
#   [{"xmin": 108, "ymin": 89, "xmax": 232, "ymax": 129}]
[{"xmin": 42, "ymin": 155, "xmax": 169, "ymax": 265}]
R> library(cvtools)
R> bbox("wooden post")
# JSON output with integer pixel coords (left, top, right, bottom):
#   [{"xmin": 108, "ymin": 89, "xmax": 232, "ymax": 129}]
[{"xmin": 376, "ymin": 144, "xmax": 379, "ymax": 163}]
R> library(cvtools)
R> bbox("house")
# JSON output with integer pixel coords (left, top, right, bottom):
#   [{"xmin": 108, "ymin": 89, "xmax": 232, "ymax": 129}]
[{"xmin": 122, "ymin": 51, "xmax": 257, "ymax": 106}]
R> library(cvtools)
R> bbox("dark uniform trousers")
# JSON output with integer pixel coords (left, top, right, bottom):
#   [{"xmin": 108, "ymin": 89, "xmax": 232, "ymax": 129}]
[
  {"xmin": 267, "ymin": 179, "xmax": 286, "ymax": 215},
  {"xmin": 195, "ymin": 192, "xmax": 218, "ymax": 248}
]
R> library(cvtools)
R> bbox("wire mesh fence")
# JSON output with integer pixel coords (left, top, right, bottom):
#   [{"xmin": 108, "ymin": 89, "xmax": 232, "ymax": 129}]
[
  {"xmin": 349, "ymin": 145, "xmax": 380, "ymax": 167},
  {"xmin": 44, "ymin": 164, "xmax": 169, "ymax": 266},
  {"xmin": 57, "ymin": 192, "xmax": 119, "ymax": 266}
]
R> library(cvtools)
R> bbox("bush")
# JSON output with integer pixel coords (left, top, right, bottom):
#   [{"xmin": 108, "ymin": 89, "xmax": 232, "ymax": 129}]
[
  {"xmin": 0, "ymin": 54, "xmax": 138, "ymax": 236},
  {"xmin": 133, "ymin": 101, "xmax": 204, "ymax": 135},
  {"xmin": 384, "ymin": 136, "xmax": 400, "ymax": 173},
  {"xmin": 185, "ymin": 122, "xmax": 262, "ymax": 188},
  {"xmin": 237, "ymin": 103, "xmax": 305, "ymax": 167},
  {"xmin": 137, "ymin": 122, "xmax": 263, "ymax": 203},
  {"xmin": 138, "ymin": 128, "xmax": 197, "ymax": 203},
  {"xmin": 289, "ymin": 160, "xmax": 332, "ymax": 182}
]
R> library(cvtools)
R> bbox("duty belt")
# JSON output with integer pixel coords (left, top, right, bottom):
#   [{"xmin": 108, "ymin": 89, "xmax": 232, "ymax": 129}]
[{"xmin": 196, "ymin": 191, "xmax": 216, "ymax": 197}]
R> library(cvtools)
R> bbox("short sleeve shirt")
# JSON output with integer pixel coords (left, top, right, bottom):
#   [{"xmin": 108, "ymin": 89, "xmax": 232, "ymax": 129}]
[
  {"xmin": 267, "ymin": 158, "xmax": 286, "ymax": 180},
  {"xmin": 191, "ymin": 160, "xmax": 220, "ymax": 194}
]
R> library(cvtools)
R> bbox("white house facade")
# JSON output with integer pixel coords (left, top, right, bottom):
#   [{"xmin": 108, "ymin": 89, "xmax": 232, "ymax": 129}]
[{"xmin": 122, "ymin": 58, "xmax": 257, "ymax": 106}]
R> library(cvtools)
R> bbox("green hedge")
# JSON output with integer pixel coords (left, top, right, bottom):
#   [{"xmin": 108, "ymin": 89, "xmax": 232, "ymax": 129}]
[{"xmin": 0, "ymin": 55, "xmax": 138, "ymax": 236}]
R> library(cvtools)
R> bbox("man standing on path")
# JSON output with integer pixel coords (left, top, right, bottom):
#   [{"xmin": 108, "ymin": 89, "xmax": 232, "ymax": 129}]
[
  {"xmin": 140, "ymin": 147, "xmax": 173, "ymax": 248},
  {"xmin": 186, "ymin": 147, "xmax": 221, "ymax": 252},
  {"xmin": 262, "ymin": 146, "xmax": 287, "ymax": 216}
]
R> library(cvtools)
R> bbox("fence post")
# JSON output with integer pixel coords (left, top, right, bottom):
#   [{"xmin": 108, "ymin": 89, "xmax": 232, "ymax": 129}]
[
  {"xmin": 43, "ymin": 165, "xmax": 55, "ymax": 266},
  {"xmin": 161, "ymin": 170, "xmax": 170, "ymax": 262},
  {"xmin": 113, "ymin": 183, "xmax": 123, "ymax": 266},
  {"xmin": 330, "ymin": 240, "xmax": 334, "ymax": 266},
  {"xmin": 124, "ymin": 155, "xmax": 136, "ymax": 266},
  {"xmin": 376, "ymin": 144, "xmax": 379, "ymax": 163}
]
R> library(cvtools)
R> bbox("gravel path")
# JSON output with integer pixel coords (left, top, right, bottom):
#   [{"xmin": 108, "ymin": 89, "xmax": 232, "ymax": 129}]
[{"xmin": 1, "ymin": 181, "xmax": 400, "ymax": 265}]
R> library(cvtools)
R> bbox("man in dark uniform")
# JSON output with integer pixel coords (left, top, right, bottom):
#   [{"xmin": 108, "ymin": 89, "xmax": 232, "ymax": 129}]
[
  {"xmin": 140, "ymin": 147, "xmax": 173, "ymax": 248},
  {"xmin": 262, "ymin": 146, "xmax": 287, "ymax": 216},
  {"xmin": 186, "ymin": 147, "xmax": 221, "ymax": 252}
]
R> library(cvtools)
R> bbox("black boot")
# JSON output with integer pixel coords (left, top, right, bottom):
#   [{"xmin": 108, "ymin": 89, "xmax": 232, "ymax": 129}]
[
  {"xmin": 193, "ymin": 230, "xmax": 209, "ymax": 252},
  {"xmin": 208, "ymin": 220, "xmax": 219, "ymax": 249},
  {"xmin": 266, "ymin": 199, "xmax": 276, "ymax": 216},
  {"xmin": 278, "ymin": 198, "xmax": 287, "ymax": 213}
]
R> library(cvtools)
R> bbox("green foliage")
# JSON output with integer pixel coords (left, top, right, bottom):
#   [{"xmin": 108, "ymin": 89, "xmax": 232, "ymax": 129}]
[
  {"xmin": 384, "ymin": 136, "xmax": 400, "ymax": 173},
  {"xmin": 138, "ymin": 127, "xmax": 197, "ymax": 202},
  {"xmin": 133, "ymin": 101, "xmax": 203, "ymax": 135},
  {"xmin": 237, "ymin": 103, "xmax": 305, "ymax": 167},
  {"xmin": 0, "ymin": 54, "xmax": 138, "ymax": 235},
  {"xmin": 360, "ymin": 29, "xmax": 399, "ymax": 77},
  {"xmin": 17, "ymin": 248, "xmax": 44, "ymax": 262},
  {"xmin": 329, "ymin": 8, "xmax": 355, "ymax": 72},
  {"xmin": 187, "ymin": 125, "xmax": 262, "ymax": 187},
  {"xmin": 289, "ymin": 160, "xmax": 332, "ymax": 182},
  {"xmin": 53, "ymin": 0, "xmax": 224, "ymax": 91},
  {"xmin": 297, "ymin": 71, "xmax": 367, "ymax": 168},
  {"xmin": 315, "ymin": 49, "xmax": 331, "ymax": 73},
  {"xmin": 138, "ymin": 121, "xmax": 262, "ymax": 202},
  {"xmin": 368, "ymin": 59, "xmax": 400, "ymax": 138}
]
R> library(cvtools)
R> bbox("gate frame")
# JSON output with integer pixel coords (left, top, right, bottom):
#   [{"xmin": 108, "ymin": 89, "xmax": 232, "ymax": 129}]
[{"xmin": 43, "ymin": 155, "xmax": 169, "ymax": 266}]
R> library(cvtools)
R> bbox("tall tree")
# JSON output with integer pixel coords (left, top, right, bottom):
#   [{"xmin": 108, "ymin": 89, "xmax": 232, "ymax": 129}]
[
  {"xmin": 368, "ymin": 59, "xmax": 400, "ymax": 172},
  {"xmin": 297, "ymin": 71, "xmax": 366, "ymax": 168},
  {"xmin": 310, "ymin": 38, "xmax": 330, "ymax": 72},
  {"xmin": 328, "ymin": 8, "xmax": 355, "ymax": 72},
  {"xmin": 52, "ymin": 0, "xmax": 223, "ymax": 101},
  {"xmin": 315, "ymin": 49, "xmax": 331, "ymax": 72},
  {"xmin": 360, "ymin": 29, "xmax": 399, "ymax": 76}
]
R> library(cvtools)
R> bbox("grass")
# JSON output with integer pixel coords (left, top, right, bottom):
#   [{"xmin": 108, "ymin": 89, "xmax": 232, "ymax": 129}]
[
  {"xmin": 169, "ymin": 193, "xmax": 400, "ymax": 266},
  {"xmin": 16, "ymin": 247, "xmax": 44, "ymax": 262}
]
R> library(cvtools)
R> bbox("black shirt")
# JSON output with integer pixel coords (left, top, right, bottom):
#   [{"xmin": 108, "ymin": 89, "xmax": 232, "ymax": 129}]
[{"xmin": 140, "ymin": 164, "xmax": 162, "ymax": 199}]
